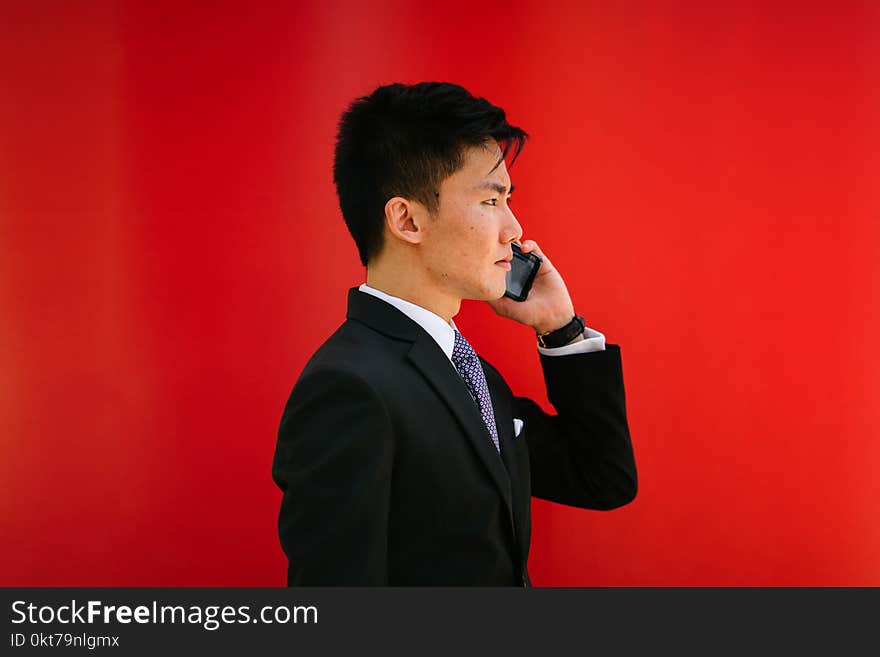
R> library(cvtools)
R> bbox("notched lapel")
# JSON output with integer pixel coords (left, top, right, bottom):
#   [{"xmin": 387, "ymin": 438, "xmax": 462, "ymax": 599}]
[{"xmin": 406, "ymin": 334, "xmax": 514, "ymax": 525}]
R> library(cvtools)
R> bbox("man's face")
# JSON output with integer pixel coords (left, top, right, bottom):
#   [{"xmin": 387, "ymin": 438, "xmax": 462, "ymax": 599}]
[{"xmin": 419, "ymin": 143, "xmax": 523, "ymax": 302}]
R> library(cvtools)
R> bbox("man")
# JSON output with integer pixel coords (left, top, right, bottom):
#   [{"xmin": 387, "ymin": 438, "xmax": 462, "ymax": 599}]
[{"xmin": 272, "ymin": 81, "xmax": 637, "ymax": 586}]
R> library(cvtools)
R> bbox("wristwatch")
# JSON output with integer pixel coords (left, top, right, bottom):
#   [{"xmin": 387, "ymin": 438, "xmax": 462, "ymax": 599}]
[{"xmin": 536, "ymin": 315, "xmax": 585, "ymax": 348}]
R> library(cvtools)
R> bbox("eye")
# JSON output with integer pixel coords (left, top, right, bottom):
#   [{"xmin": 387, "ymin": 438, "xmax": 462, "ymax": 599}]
[{"xmin": 484, "ymin": 199, "xmax": 498, "ymax": 206}]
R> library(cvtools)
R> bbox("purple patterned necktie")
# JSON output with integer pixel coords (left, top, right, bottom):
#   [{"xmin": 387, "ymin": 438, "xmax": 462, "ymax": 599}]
[{"xmin": 451, "ymin": 330, "xmax": 500, "ymax": 453}]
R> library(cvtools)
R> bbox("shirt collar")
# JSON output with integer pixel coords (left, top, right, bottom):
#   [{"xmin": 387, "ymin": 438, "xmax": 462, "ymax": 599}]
[{"xmin": 358, "ymin": 284, "xmax": 457, "ymax": 361}]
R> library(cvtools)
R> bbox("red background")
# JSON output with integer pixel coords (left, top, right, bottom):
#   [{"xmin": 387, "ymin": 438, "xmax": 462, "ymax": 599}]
[{"xmin": 2, "ymin": 1, "xmax": 878, "ymax": 586}]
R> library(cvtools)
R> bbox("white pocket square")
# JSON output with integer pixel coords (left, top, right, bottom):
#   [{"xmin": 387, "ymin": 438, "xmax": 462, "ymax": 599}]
[{"xmin": 513, "ymin": 418, "xmax": 524, "ymax": 438}]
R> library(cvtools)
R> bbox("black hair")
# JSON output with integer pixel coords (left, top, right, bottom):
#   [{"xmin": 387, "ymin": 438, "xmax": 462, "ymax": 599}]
[{"xmin": 332, "ymin": 82, "xmax": 528, "ymax": 266}]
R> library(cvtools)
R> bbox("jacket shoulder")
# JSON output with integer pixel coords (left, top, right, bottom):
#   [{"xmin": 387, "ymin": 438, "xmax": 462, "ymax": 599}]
[{"xmin": 293, "ymin": 319, "xmax": 409, "ymax": 390}]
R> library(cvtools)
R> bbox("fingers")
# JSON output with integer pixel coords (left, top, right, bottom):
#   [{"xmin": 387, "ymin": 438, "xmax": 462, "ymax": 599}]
[
  {"xmin": 518, "ymin": 239, "xmax": 551, "ymax": 268},
  {"xmin": 518, "ymin": 239, "xmax": 543, "ymax": 256}
]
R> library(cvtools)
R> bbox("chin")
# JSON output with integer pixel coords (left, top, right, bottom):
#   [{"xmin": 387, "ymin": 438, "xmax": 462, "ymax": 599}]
[
  {"xmin": 462, "ymin": 272, "xmax": 507, "ymax": 301},
  {"xmin": 463, "ymin": 284, "xmax": 505, "ymax": 302},
  {"xmin": 487, "ymin": 280, "xmax": 508, "ymax": 300}
]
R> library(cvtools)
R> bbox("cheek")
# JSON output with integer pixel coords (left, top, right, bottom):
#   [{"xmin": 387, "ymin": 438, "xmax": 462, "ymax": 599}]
[
  {"xmin": 440, "ymin": 207, "xmax": 497, "ymax": 269},
  {"xmin": 461, "ymin": 222, "xmax": 492, "ymax": 259},
  {"xmin": 464, "ymin": 209, "xmax": 495, "ymax": 241}
]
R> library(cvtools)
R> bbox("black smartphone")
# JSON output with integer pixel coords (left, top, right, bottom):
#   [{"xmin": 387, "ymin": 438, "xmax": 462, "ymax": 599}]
[{"xmin": 504, "ymin": 242, "xmax": 542, "ymax": 302}]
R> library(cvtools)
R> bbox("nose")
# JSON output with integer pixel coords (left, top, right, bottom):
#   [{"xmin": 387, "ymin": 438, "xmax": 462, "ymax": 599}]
[{"xmin": 501, "ymin": 205, "xmax": 522, "ymax": 244}]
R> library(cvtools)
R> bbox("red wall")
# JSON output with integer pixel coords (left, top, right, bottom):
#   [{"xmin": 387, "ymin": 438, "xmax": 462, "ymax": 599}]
[{"xmin": 2, "ymin": 1, "xmax": 878, "ymax": 586}]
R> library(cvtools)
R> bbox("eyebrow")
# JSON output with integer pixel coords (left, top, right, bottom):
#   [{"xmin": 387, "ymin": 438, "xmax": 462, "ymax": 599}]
[{"xmin": 473, "ymin": 182, "xmax": 515, "ymax": 195}]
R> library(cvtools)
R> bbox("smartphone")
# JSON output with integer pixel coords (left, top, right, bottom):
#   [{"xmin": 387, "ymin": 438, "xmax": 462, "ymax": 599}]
[{"xmin": 504, "ymin": 242, "xmax": 542, "ymax": 302}]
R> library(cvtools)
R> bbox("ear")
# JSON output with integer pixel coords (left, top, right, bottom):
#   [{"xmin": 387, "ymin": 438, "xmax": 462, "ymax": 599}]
[{"xmin": 384, "ymin": 196, "xmax": 426, "ymax": 246}]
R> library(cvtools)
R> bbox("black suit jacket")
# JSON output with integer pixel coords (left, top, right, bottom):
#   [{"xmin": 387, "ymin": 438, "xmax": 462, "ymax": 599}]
[{"xmin": 272, "ymin": 288, "xmax": 637, "ymax": 586}]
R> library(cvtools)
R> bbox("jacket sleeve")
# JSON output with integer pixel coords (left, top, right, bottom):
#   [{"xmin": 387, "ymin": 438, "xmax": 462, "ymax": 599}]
[
  {"xmin": 271, "ymin": 368, "xmax": 394, "ymax": 585},
  {"xmin": 512, "ymin": 344, "xmax": 638, "ymax": 510}
]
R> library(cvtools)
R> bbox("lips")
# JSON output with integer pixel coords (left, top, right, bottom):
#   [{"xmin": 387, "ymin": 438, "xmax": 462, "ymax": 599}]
[{"xmin": 495, "ymin": 256, "xmax": 512, "ymax": 270}]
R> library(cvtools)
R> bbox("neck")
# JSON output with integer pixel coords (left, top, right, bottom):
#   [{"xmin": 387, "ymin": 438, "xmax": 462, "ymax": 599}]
[{"xmin": 366, "ymin": 259, "xmax": 461, "ymax": 322}]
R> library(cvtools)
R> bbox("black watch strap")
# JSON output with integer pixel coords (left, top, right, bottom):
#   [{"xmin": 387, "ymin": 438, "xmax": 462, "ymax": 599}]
[{"xmin": 536, "ymin": 315, "xmax": 585, "ymax": 348}]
